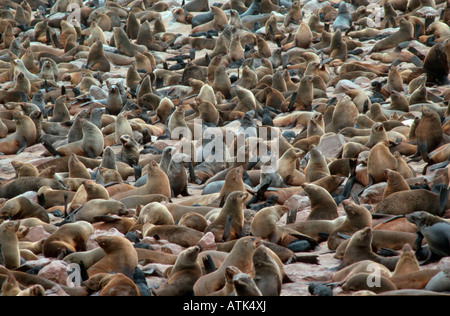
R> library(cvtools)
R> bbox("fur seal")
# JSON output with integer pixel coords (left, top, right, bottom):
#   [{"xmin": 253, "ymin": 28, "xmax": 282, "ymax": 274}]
[
  {"xmin": 42, "ymin": 221, "xmax": 94, "ymax": 258},
  {"xmin": 341, "ymin": 227, "xmax": 400, "ymax": 271},
  {"xmin": 303, "ymin": 183, "xmax": 338, "ymax": 221},
  {"xmin": 0, "ymin": 220, "xmax": 21, "ymax": 269},
  {"xmin": 327, "ymin": 201, "xmax": 372, "ymax": 250},
  {"xmin": 205, "ymin": 190, "xmax": 249, "ymax": 241},
  {"xmin": 382, "ymin": 169, "xmax": 410, "ymax": 199},
  {"xmin": 136, "ymin": 202, "xmax": 174, "ymax": 226},
  {"xmin": 373, "ymin": 189, "xmax": 449, "ymax": 216},
  {"xmin": 72, "ymin": 199, "xmax": 128, "ymax": 223},
  {"xmin": 142, "ymin": 223, "xmax": 204, "ymax": 248},
  {"xmin": 43, "ymin": 119, "xmax": 104, "ymax": 158},
  {"xmin": 152, "ymin": 246, "xmax": 202, "ymax": 296},
  {"xmin": 0, "ymin": 111, "xmax": 36, "ymax": 155},
  {"xmin": 367, "ymin": 140, "xmax": 397, "ymax": 184},
  {"xmin": 372, "ymin": 18, "xmax": 414, "ymax": 52},
  {"xmin": 112, "ymin": 160, "xmax": 171, "ymax": 200},
  {"xmin": 332, "ymin": 2, "xmax": 351, "ymax": 32},
  {"xmin": 305, "ymin": 145, "xmax": 331, "ymax": 182},
  {"xmin": 0, "ymin": 196, "xmax": 49, "ymax": 223},
  {"xmin": 406, "ymin": 211, "xmax": 450, "ymax": 265},
  {"xmin": 87, "ymin": 235, "xmax": 138, "ymax": 280},
  {"xmin": 193, "ymin": 236, "xmax": 261, "ymax": 296},
  {"xmin": 83, "ymin": 272, "xmax": 140, "ymax": 296}
]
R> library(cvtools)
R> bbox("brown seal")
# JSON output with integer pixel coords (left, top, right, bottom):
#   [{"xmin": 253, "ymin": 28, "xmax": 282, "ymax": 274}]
[
  {"xmin": 389, "ymin": 244, "xmax": 440, "ymax": 289},
  {"xmin": 341, "ymin": 227, "xmax": 400, "ymax": 271},
  {"xmin": 0, "ymin": 196, "xmax": 50, "ymax": 223},
  {"xmin": 92, "ymin": 215, "xmax": 136, "ymax": 234},
  {"xmin": 1, "ymin": 272, "xmax": 46, "ymax": 296},
  {"xmin": 37, "ymin": 186, "xmax": 76, "ymax": 209},
  {"xmin": 277, "ymin": 148, "xmax": 304, "ymax": 183},
  {"xmin": 0, "ymin": 220, "xmax": 21, "ymax": 269},
  {"xmin": 112, "ymin": 27, "xmax": 146, "ymax": 57},
  {"xmin": 178, "ymin": 212, "xmax": 208, "ymax": 232},
  {"xmin": 252, "ymin": 244, "xmax": 291, "ymax": 296},
  {"xmin": 372, "ymin": 18, "xmax": 414, "ymax": 52},
  {"xmin": 142, "ymin": 223, "xmax": 204, "ymax": 248},
  {"xmin": 332, "ymin": 260, "xmax": 392, "ymax": 283},
  {"xmin": 193, "ymin": 236, "xmax": 261, "ymax": 296},
  {"xmin": 0, "ymin": 112, "xmax": 36, "ymax": 155},
  {"xmin": 305, "ymin": 145, "xmax": 331, "ymax": 182},
  {"xmin": 204, "ymin": 191, "xmax": 249, "ymax": 242},
  {"xmin": 325, "ymin": 97, "xmax": 359, "ymax": 133},
  {"xmin": 367, "ymin": 140, "xmax": 397, "ymax": 184},
  {"xmin": 382, "ymin": 169, "xmax": 410, "ymax": 199},
  {"xmin": 152, "ymin": 246, "xmax": 202, "ymax": 296},
  {"xmin": 303, "ymin": 183, "xmax": 338, "ymax": 221},
  {"xmin": 212, "ymin": 166, "xmax": 247, "ymax": 206},
  {"xmin": 191, "ymin": 6, "xmax": 228, "ymax": 33},
  {"xmin": 87, "ymin": 39, "xmax": 111, "ymax": 72},
  {"xmin": 135, "ymin": 202, "xmax": 174, "ymax": 226},
  {"xmin": 327, "ymin": 201, "xmax": 372, "ymax": 250},
  {"xmin": 373, "ymin": 189, "xmax": 449, "ymax": 216},
  {"xmin": 11, "ymin": 161, "xmax": 39, "ymax": 178},
  {"xmin": 118, "ymin": 194, "xmax": 169, "ymax": 209},
  {"xmin": 250, "ymin": 205, "xmax": 289, "ymax": 242},
  {"xmin": 87, "ymin": 235, "xmax": 138, "ymax": 280},
  {"xmin": 414, "ymin": 107, "xmax": 445, "ymax": 154},
  {"xmin": 44, "ymin": 119, "xmax": 104, "ymax": 158},
  {"xmin": 42, "ymin": 221, "xmax": 94, "ymax": 258},
  {"xmin": 111, "ymin": 160, "xmax": 171, "ymax": 200},
  {"xmin": 72, "ymin": 199, "xmax": 128, "ymax": 223},
  {"xmin": 341, "ymin": 272, "xmax": 398, "ymax": 294},
  {"xmin": 68, "ymin": 153, "xmax": 91, "ymax": 179},
  {"xmin": 83, "ymin": 272, "xmax": 140, "ymax": 296}
]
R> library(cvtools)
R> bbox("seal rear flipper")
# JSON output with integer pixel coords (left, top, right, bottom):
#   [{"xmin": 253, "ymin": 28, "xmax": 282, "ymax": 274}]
[
  {"xmin": 429, "ymin": 160, "xmax": 450, "ymax": 172},
  {"xmin": 133, "ymin": 164, "xmax": 142, "ymax": 181},
  {"xmin": 285, "ymin": 208, "xmax": 297, "ymax": 224},
  {"xmin": 180, "ymin": 185, "xmax": 190, "ymax": 197},
  {"xmin": 317, "ymin": 232, "xmax": 330, "ymax": 240},
  {"xmin": 336, "ymin": 232, "xmax": 351, "ymax": 240},
  {"xmin": 376, "ymin": 248, "xmax": 400, "ymax": 257},
  {"xmin": 286, "ymin": 91, "xmax": 297, "ymax": 112},
  {"xmin": 79, "ymin": 261, "xmax": 89, "ymax": 282},
  {"xmin": 420, "ymin": 249, "xmax": 440, "ymax": 266},
  {"xmin": 188, "ymin": 162, "xmax": 197, "ymax": 184},
  {"xmin": 294, "ymin": 254, "xmax": 319, "ymax": 265},
  {"xmin": 289, "ymin": 233, "xmax": 320, "ymax": 249}
]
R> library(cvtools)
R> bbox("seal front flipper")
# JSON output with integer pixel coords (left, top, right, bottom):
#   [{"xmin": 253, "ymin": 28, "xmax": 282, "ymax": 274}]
[
  {"xmin": 42, "ymin": 139, "xmax": 60, "ymax": 157},
  {"xmin": 133, "ymin": 164, "xmax": 142, "ymax": 181},
  {"xmin": 438, "ymin": 185, "xmax": 449, "ymax": 216},
  {"xmin": 202, "ymin": 254, "xmax": 216, "ymax": 274},
  {"xmin": 221, "ymin": 215, "xmax": 232, "ymax": 241},
  {"xmin": 15, "ymin": 136, "xmax": 28, "ymax": 155}
]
